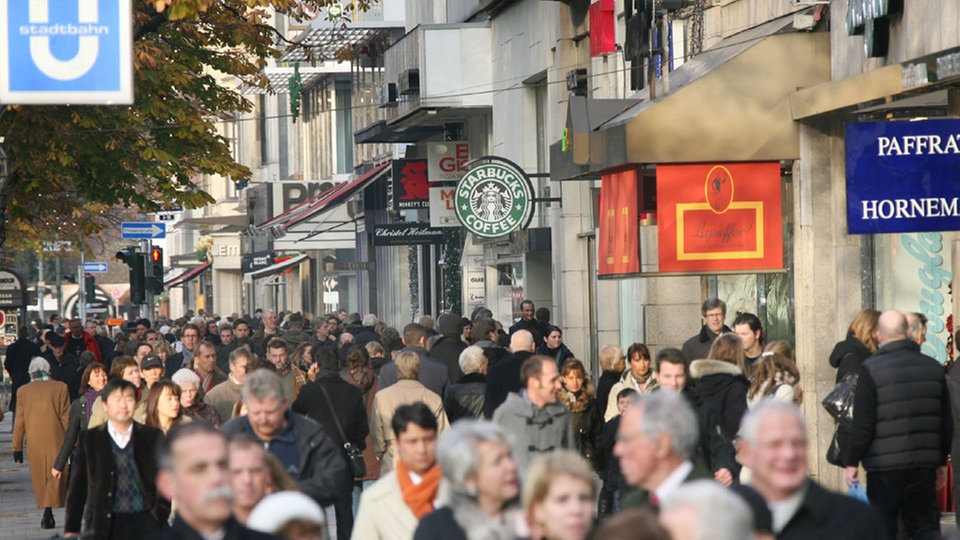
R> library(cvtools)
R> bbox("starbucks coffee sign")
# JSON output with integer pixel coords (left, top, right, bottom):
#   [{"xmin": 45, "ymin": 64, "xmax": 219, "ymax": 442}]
[{"xmin": 455, "ymin": 157, "xmax": 535, "ymax": 238}]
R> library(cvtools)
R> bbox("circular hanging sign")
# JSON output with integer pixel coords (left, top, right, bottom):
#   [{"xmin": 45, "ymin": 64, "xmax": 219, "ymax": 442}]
[{"xmin": 454, "ymin": 156, "xmax": 535, "ymax": 238}]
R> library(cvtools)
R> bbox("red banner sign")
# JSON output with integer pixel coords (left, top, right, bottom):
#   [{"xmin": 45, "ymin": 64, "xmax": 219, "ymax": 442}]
[
  {"xmin": 598, "ymin": 169, "xmax": 640, "ymax": 277},
  {"xmin": 657, "ymin": 162, "xmax": 782, "ymax": 272}
]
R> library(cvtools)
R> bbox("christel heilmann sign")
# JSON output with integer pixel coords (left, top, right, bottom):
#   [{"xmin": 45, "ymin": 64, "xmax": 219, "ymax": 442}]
[{"xmin": 455, "ymin": 157, "xmax": 535, "ymax": 238}]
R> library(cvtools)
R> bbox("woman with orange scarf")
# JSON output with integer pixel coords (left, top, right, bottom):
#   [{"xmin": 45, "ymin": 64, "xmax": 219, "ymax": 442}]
[{"xmin": 414, "ymin": 420, "xmax": 522, "ymax": 540}]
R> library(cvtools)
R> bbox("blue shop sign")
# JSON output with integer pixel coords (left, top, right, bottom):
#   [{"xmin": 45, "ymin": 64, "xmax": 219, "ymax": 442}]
[{"xmin": 845, "ymin": 119, "xmax": 960, "ymax": 234}]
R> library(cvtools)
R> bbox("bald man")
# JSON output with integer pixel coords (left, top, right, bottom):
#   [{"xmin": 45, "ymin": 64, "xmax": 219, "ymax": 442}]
[
  {"xmin": 844, "ymin": 310, "xmax": 951, "ymax": 540},
  {"xmin": 483, "ymin": 329, "xmax": 537, "ymax": 418}
]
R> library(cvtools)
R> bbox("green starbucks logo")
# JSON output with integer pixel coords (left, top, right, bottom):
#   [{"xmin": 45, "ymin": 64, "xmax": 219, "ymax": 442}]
[{"xmin": 455, "ymin": 158, "xmax": 535, "ymax": 238}]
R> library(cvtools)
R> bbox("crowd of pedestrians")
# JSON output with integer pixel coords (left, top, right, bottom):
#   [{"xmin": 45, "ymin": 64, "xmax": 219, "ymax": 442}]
[{"xmin": 4, "ymin": 299, "xmax": 956, "ymax": 539}]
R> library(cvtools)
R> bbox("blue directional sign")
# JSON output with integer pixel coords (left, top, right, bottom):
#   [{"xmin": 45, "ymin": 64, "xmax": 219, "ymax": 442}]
[
  {"xmin": 83, "ymin": 262, "xmax": 108, "ymax": 273},
  {"xmin": 0, "ymin": 0, "xmax": 133, "ymax": 104},
  {"xmin": 121, "ymin": 222, "xmax": 166, "ymax": 239}
]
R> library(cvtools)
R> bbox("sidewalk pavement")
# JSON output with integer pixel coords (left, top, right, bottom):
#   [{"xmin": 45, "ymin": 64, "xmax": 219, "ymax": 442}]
[{"xmin": 0, "ymin": 412, "xmax": 65, "ymax": 540}]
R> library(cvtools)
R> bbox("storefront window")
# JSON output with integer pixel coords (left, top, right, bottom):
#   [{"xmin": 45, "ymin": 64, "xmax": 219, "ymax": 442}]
[{"xmin": 872, "ymin": 232, "xmax": 955, "ymax": 363}]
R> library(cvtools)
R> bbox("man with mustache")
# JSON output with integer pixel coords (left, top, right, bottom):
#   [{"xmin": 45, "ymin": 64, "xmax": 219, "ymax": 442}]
[{"xmin": 154, "ymin": 422, "xmax": 278, "ymax": 539}]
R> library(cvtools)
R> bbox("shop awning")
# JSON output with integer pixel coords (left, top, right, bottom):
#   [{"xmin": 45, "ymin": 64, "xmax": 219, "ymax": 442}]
[
  {"xmin": 789, "ymin": 64, "xmax": 907, "ymax": 120},
  {"xmin": 247, "ymin": 253, "xmax": 309, "ymax": 279},
  {"xmin": 577, "ymin": 15, "xmax": 829, "ymax": 172},
  {"xmin": 179, "ymin": 214, "xmax": 250, "ymax": 229},
  {"xmin": 164, "ymin": 262, "xmax": 211, "ymax": 288},
  {"xmin": 284, "ymin": 162, "xmax": 390, "ymax": 230}
]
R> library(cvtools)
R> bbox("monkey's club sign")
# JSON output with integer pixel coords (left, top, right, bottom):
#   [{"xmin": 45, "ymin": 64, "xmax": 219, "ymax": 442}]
[{"xmin": 455, "ymin": 156, "xmax": 535, "ymax": 239}]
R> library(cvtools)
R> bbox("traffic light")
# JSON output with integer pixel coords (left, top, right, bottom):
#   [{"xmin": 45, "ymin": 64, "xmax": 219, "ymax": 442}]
[
  {"xmin": 147, "ymin": 246, "xmax": 164, "ymax": 294},
  {"xmin": 83, "ymin": 273, "xmax": 96, "ymax": 303},
  {"xmin": 116, "ymin": 247, "xmax": 145, "ymax": 304}
]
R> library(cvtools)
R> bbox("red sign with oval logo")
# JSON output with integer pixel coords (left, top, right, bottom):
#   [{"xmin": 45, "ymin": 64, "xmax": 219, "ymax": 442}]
[{"xmin": 657, "ymin": 162, "xmax": 782, "ymax": 272}]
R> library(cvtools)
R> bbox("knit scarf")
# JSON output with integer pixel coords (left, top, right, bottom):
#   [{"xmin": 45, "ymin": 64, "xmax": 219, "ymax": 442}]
[
  {"xmin": 396, "ymin": 459, "xmax": 442, "ymax": 519},
  {"xmin": 30, "ymin": 371, "xmax": 50, "ymax": 382},
  {"xmin": 633, "ymin": 370, "xmax": 653, "ymax": 390}
]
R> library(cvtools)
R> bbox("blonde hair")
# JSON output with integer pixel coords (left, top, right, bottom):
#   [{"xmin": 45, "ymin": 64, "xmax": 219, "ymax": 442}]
[
  {"xmin": 848, "ymin": 308, "xmax": 881, "ymax": 351},
  {"xmin": 762, "ymin": 340, "xmax": 793, "ymax": 361},
  {"xmin": 598, "ymin": 344, "xmax": 623, "ymax": 372},
  {"xmin": 395, "ymin": 350, "xmax": 420, "ymax": 380},
  {"xmin": 522, "ymin": 450, "xmax": 596, "ymax": 523}
]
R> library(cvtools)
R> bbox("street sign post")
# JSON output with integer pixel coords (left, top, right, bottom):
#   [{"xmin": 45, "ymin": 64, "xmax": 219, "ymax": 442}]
[
  {"xmin": 83, "ymin": 262, "xmax": 108, "ymax": 273},
  {"xmin": 121, "ymin": 222, "xmax": 166, "ymax": 239},
  {"xmin": 0, "ymin": 0, "xmax": 134, "ymax": 105}
]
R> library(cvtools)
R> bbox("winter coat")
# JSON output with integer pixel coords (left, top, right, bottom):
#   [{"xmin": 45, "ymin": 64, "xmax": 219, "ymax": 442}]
[
  {"xmin": 846, "ymin": 340, "xmax": 951, "ymax": 471},
  {"xmin": 292, "ymin": 371, "xmax": 369, "ymax": 480},
  {"xmin": 13, "ymin": 379, "xmax": 71, "ymax": 508},
  {"xmin": 5, "ymin": 336, "xmax": 40, "ymax": 413},
  {"xmin": 222, "ymin": 412, "xmax": 352, "ymax": 506},
  {"xmin": 204, "ymin": 377, "xmax": 243, "ymax": 424},
  {"xmin": 430, "ymin": 335, "xmax": 467, "ymax": 383},
  {"xmin": 54, "ymin": 391, "xmax": 99, "ymax": 471},
  {"xmin": 443, "ymin": 372, "xmax": 486, "ymax": 422},
  {"xmin": 352, "ymin": 326, "xmax": 381, "ymax": 347},
  {"xmin": 343, "ymin": 365, "xmax": 381, "ymax": 481},
  {"xmin": 777, "ymin": 480, "xmax": 887, "ymax": 540},
  {"xmin": 829, "ymin": 333, "xmax": 873, "ymax": 383},
  {"xmin": 559, "ymin": 381, "xmax": 601, "ymax": 471},
  {"xmin": 153, "ymin": 515, "xmax": 277, "ymax": 540},
  {"xmin": 352, "ymin": 468, "xmax": 418, "ymax": 539},
  {"xmin": 65, "ymin": 422, "xmax": 170, "ymax": 539},
  {"xmin": 414, "ymin": 498, "xmax": 521, "ymax": 540},
  {"xmin": 536, "ymin": 342, "xmax": 575, "ymax": 367},
  {"xmin": 182, "ymin": 400, "xmax": 222, "ymax": 428},
  {"xmin": 483, "ymin": 350, "xmax": 535, "ymax": 419},
  {"xmin": 65, "ymin": 331, "xmax": 102, "ymax": 364},
  {"xmin": 508, "ymin": 318, "xmax": 542, "ymax": 343},
  {"xmin": 370, "ymin": 379, "xmax": 449, "ymax": 475},
  {"xmin": 475, "ymin": 339, "xmax": 508, "ymax": 368},
  {"xmin": 492, "ymin": 392, "xmax": 573, "ymax": 470},
  {"xmin": 45, "ymin": 350, "xmax": 83, "ymax": 400},
  {"xmin": 681, "ymin": 324, "xmax": 732, "ymax": 362},
  {"xmin": 689, "ymin": 359, "xmax": 750, "ymax": 438},
  {"xmin": 596, "ymin": 370, "xmax": 621, "ymax": 420},
  {"xmin": 682, "ymin": 388, "xmax": 738, "ymax": 476},
  {"xmin": 604, "ymin": 369, "xmax": 658, "ymax": 421}
]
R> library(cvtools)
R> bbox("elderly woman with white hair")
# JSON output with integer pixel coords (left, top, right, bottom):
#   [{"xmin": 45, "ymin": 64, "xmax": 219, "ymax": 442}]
[
  {"xmin": 172, "ymin": 367, "xmax": 222, "ymax": 427},
  {"xmin": 443, "ymin": 345, "xmax": 489, "ymax": 422},
  {"xmin": 413, "ymin": 420, "xmax": 521, "ymax": 540},
  {"xmin": 13, "ymin": 357, "xmax": 71, "ymax": 529}
]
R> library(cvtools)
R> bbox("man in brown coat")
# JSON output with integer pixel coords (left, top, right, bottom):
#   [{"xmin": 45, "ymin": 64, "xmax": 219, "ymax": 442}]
[{"xmin": 13, "ymin": 356, "xmax": 71, "ymax": 529}]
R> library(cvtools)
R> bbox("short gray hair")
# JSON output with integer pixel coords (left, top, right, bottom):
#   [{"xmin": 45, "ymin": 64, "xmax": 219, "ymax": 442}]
[
  {"xmin": 660, "ymin": 480, "xmax": 755, "ymax": 540},
  {"xmin": 633, "ymin": 390, "xmax": 698, "ymax": 459},
  {"xmin": 28, "ymin": 356, "xmax": 50, "ymax": 374},
  {"xmin": 171, "ymin": 367, "xmax": 201, "ymax": 389},
  {"xmin": 701, "ymin": 297, "xmax": 726, "ymax": 317},
  {"xmin": 362, "ymin": 313, "xmax": 379, "ymax": 326},
  {"xmin": 739, "ymin": 399, "xmax": 806, "ymax": 446},
  {"xmin": 458, "ymin": 345, "xmax": 487, "ymax": 375},
  {"xmin": 241, "ymin": 368, "xmax": 286, "ymax": 402},
  {"xmin": 436, "ymin": 420, "xmax": 510, "ymax": 495}
]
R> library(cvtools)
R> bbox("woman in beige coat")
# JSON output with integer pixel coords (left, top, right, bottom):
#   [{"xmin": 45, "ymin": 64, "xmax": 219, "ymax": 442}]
[{"xmin": 12, "ymin": 356, "xmax": 71, "ymax": 529}]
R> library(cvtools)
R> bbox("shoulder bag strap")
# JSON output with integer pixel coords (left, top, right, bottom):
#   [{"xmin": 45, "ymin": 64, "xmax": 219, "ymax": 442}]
[{"xmin": 316, "ymin": 383, "xmax": 350, "ymax": 447}]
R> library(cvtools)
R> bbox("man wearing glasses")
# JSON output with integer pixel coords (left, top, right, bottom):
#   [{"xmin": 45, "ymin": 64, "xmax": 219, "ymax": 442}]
[{"xmin": 681, "ymin": 297, "xmax": 732, "ymax": 362}]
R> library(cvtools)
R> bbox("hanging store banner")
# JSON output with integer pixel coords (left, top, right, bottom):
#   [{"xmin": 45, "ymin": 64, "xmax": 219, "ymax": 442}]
[
  {"xmin": 428, "ymin": 141, "xmax": 471, "ymax": 183},
  {"xmin": 0, "ymin": 0, "xmax": 134, "ymax": 104},
  {"xmin": 455, "ymin": 156, "xmax": 535, "ymax": 238},
  {"xmin": 598, "ymin": 168, "xmax": 640, "ymax": 277},
  {"xmin": 657, "ymin": 162, "xmax": 783, "ymax": 272},
  {"xmin": 373, "ymin": 223, "xmax": 446, "ymax": 246},
  {"xmin": 429, "ymin": 186, "xmax": 458, "ymax": 227},
  {"xmin": 392, "ymin": 159, "xmax": 430, "ymax": 210},
  {"xmin": 846, "ymin": 119, "xmax": 960, "ymax": 234}
]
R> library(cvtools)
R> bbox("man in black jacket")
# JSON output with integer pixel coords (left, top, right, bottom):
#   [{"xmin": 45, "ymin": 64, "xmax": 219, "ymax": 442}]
[
  {"xmin": 221, "ymin": 369, "xmax": 351, "ymax": 511},
  {"xmin": 65, "ymin": 379, "xmax": 169, "ymax": 539},
  {"xmin": 845, "ymin": 310, "xmax": 951, "ymax": 540},
  {"xmin": 742, "ymin": 400, "xmax": 885, "ymax": 539},
  {"xmin": 482, "ymin": 330, "xmax": 536, "ymax": 419},
  {"xmin": 681, "ymin": 297, "xmax": 732, "ymax": 362},
  {"xmin": 429, "ymin": 313, "xmax": 467, "ymax": 383},
  {"xmin": 291, "ymin": 347, "xmax": 367, "ymax": 540},
  {"xmin": 5, "ymin": 325, "xmax": 40, "ymax": 421}
]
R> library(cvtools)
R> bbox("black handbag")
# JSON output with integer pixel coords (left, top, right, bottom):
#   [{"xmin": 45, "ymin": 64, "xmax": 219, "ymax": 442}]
[
  {"xmin": 822, "ymin": 373, "xmax": 858, "ymax": 430},
  {"xmin": 317, "ymin": 384, "xmax": 367, "ymax": 478},
  {"xmin": 825, "ymin": 429, "xmax": 844, "ymax": 466}
]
